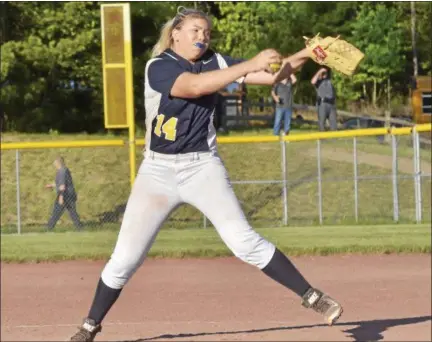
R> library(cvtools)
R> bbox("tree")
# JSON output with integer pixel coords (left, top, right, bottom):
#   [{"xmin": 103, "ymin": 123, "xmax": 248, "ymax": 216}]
[
  {"xmin": 351, "ymin": 3, "xmax": 406, "ymax": 107},
  {"xmin": 0, "ymin": 2, "xmax": 201, "ymax": 132},
  {"xmin": 212, "ymin": 2, "xmax": 360, "ymax": 105},
  {"xmin": 1, "ymin": 2, "xmax": 102, "ymax": 132},
  {"xmin": 1, "ymin": 2, "xmax": 429, "ymax": 132}
]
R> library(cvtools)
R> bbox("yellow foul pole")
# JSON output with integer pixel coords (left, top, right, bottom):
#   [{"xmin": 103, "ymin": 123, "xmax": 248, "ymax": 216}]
[{"xmin": 101, "ymin": 3, "xmax": 136, "ymax": 188}]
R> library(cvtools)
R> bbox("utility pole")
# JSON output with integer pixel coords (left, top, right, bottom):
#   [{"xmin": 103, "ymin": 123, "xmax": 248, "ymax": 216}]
[{"xmin": 411, "ymin": 1, "xmax": 418, "ymax": 77}]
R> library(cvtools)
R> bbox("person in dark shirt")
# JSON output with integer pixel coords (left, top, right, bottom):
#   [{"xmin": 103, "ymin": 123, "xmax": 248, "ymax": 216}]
[
  {"xmin": 271, "ymin": 73, "xmax": 297, "ymax": 135},
  {"xmin": 46, "ymin": 156, "xmax": 82, "ymax": 231},
  {"xmin": 311, "ymin": 67, "xmax": 338, "ymax": 131}
]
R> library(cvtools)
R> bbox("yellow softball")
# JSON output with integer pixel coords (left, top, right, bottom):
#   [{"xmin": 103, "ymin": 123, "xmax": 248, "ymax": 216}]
[{"xmin": 270, "ymin": 63, "xmax": 281, "ymax": 73}]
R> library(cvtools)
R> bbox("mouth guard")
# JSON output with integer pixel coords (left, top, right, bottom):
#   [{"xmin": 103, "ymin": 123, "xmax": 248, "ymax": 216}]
[{"xmin": 194, "ymin": 42, "xmax": 205, "ymax": 49}]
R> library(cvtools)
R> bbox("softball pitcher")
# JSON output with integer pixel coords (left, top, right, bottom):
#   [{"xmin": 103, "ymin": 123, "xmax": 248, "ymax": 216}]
[{"xmin": 70, "ymin": 7, "xmax": 342, "ymax": 341}]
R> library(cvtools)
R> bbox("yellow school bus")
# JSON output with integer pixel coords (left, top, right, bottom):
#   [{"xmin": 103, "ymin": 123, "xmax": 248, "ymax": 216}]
[{"xmin": 412, "ymin": 76, "xmax": 431, "ymax": 124}]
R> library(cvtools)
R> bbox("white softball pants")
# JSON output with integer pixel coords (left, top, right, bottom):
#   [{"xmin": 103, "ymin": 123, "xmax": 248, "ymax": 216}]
[{"xmin": 101, "ymin": 151, "xmax": 276, "ymax": 289}]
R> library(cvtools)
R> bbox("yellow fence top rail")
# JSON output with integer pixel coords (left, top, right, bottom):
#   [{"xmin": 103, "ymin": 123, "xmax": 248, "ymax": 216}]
[
  {"xmin": 0, "ymin": 139, "xmax": 125, "ymax": 150},
  {"xmin": 1, "ymin": 124, "xmax": 430, "ymax": 150}
]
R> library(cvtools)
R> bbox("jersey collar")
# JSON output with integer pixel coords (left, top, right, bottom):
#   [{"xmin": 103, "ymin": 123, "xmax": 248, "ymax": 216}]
[
  {"xmin": 164, "ymin": 48, "xmax": 215, "ymax": 66},
  {"xmin": 163, "ymin": 48, "xmax": 192, "ymax": 70}
]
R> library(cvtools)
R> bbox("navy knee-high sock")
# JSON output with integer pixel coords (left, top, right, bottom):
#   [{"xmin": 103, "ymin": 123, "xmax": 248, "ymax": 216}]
[
  {"xmin": 262, "ymin": 248, "xmax": 311, "ymax": 297},
  {"xmin": 87, "ymin": 278, "xmax": 122, "ymax": 325}
]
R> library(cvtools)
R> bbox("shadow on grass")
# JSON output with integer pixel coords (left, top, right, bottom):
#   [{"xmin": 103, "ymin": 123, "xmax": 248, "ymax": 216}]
[
  {"xmin": 215, "ymin": 115, "xmax": 318, "ymax": 136},
  {"xmin": 241, "ymin": 167, "xmax": 330, "ymax": 219},
  {"xmin": 124, "ymin": 315, "xmax": 431, "ymax": 342}
]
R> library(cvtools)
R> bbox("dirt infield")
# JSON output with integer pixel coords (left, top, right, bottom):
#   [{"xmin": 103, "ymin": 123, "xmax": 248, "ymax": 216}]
[{"xmin": 1, "ymin": 255, "xmax": 431, "ymax": 341}]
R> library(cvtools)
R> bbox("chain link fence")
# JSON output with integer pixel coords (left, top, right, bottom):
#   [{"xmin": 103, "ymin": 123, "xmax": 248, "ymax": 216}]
[
  {"xmin": 1, "ymin": 145, "xmax": 132, "ymax": 233},
  {"xmin": 1, "ymin": 130, "xmax": 431, "ymax": 234}
]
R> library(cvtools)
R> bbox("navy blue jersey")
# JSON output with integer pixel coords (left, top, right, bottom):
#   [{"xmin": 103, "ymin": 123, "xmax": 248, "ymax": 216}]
[{"xmin": 144, "ymin": 48, "xmax": 244, "ymax": 154}]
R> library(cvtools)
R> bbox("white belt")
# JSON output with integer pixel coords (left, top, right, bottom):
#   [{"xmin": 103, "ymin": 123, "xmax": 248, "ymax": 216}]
[{"xmin": 144, "ymin": 150, "xmax": 215, "ymax": 162}]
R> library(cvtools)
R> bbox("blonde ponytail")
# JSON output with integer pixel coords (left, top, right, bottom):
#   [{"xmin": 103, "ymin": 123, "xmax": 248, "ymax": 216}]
[{"xmin": 151, "ymin": 18, "xmax": 176, "ymax": 57}]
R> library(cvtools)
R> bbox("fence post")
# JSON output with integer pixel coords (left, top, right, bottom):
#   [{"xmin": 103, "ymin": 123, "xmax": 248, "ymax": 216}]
[
  {"xmin": 413, "ymin": 128, "xmax": 422, "ymax": 223},
  {"xmin": 280, "ymin": 136, "xmax": 288, "ymax": 225},
  {"xmin": 353, "ymin": 137, "xmax": 359, "ymax": 222},
  {"xmin": 317, "ymin": 139, "xmax": 323, "ymax": 225},
  {"xmin": 391, "ymin": 133, "xmax": 399, "ymax": 222},
  {"xmin": 416, "ymin": 129, "xmax": 423, "ymax": 222},
  {"xmin": 203, "ymin": 215, "xmax": 207, "ymax": 229},
  {"xmin": 15, "ymin": 149, "xmax": 21, "ymax": 234}
]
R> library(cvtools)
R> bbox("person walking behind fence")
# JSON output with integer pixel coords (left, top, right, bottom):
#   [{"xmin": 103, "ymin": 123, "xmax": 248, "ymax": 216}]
[
  {"xmin": 45, "ymin": 156, "xmax": 82, "ymax": 231},
  {"xmin": 311, "ymin": 67, "xmax": 337, "ymax": 131},
  {"xmin": 271, "ymin": 73, "xmax": 297, "ymax": 135}
]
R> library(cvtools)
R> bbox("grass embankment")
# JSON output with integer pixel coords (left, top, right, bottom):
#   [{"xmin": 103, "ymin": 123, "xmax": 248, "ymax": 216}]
[
  {"xmin": 1, "ymin": 224, "xmax": 430, "ymax": 263},
  {"xmin": 1, "ymin": 131, "xmax": 431, "ymax": 233}
]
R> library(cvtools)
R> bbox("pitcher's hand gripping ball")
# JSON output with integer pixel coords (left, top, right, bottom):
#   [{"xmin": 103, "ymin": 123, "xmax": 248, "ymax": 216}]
[
  {"xmin": 270, "ymin": 63, "xmax": 282, "ymax": 73},
  {"xmin": 304, "ymin": 33, "xmax": 365, "ymax": 76}
]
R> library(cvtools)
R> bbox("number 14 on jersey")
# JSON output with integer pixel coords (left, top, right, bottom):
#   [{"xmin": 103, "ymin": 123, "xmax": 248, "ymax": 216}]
[{"xmin": 154, "ymin": 114, "xmax": 178, "ymax": 141}]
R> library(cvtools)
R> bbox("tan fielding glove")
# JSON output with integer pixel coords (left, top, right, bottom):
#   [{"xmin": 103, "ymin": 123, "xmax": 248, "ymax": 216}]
[{"xmin": 304, "ymin": 33, "xmax": 365, "ymax": 76}]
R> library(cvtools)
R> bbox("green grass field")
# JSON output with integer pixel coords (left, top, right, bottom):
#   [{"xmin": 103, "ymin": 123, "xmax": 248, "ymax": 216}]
[
  {"xmin": 1, "ymin": 130, "xmax": 431, "ymax": 233},
  {"xmin": 1, "ymin": 224, "xmax": 430, "ymax": 263}
]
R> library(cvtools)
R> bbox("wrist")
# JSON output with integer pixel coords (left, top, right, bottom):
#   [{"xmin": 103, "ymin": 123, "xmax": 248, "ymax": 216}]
[
  {"xmin": 283, "ymin": 49, "xmax": 309, "ymax": 63},
  {"xmin": 300, "ymin": 48, "xmax": 310, "ymax": 58},
  {"xmin": 243, "ymin": 59, "xmax": 258, "ymax": 74}
]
